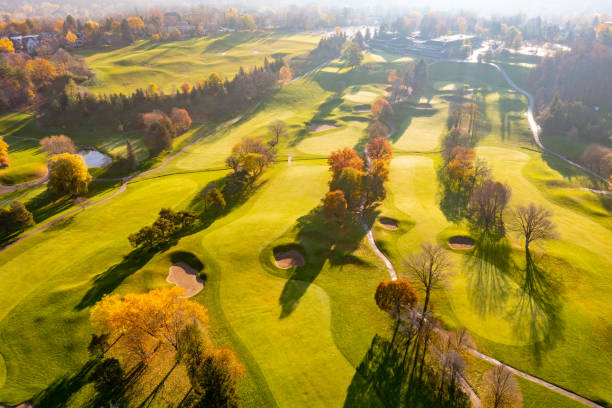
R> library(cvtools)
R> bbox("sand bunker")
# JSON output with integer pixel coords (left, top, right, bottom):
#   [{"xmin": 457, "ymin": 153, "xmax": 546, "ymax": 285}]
[
  {"xmin": 449, "ymin": 236, "xmax": 475, "ymax": 249},
  {"xmin": 167, "ymin": 263, "xmax": 204, "ymax": 297},
  {"xmin": 379, "ymin": 217, "xmax": 399, "ymax": 230},
  {"xmin": 309, "ymin": 123, "xmax": 337, "ymax": 132},
  {"xmin": 274, "ymin": 250, "xmax": 305, "ymax": 269}
]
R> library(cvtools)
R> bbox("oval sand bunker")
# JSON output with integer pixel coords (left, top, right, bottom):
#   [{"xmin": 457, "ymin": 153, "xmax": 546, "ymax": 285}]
[
  {"xmin": 309, "ymin": 123, "xmax": 337, "ymax": 133},
  {"xmin": 167, "ymin": 262, "xmax": 204, "ymax": 297},
  {"xmin": 449, "ymin": 236, "xmax": 475, "ymax": 249},
  {"xmin": 379, "ymin": 217, "xmax": 399, "ymax": 230},
  {"xmin": 274, "ymin": 249, "xmax": 305, "ymax": 269}
]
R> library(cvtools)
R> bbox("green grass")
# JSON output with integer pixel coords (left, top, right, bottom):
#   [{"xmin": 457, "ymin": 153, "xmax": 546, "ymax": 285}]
[
  {"xmin": 0, "ymin": 138, "xmax": 47, "ymax": 185},
  {"xmin": 0, "ymin": 51, "xmax": 610, "ymax": 408},
  {"xmin": 80, "ymin": 32, "xmax": 321, "ymax": 95}
]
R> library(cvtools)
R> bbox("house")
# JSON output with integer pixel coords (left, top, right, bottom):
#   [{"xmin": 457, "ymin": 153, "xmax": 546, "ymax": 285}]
[
  {"xmin": 164, "ymin": 11, "xmax": 194, "ymax": 37},
  {"xmin": 9, "ymin": 35, "xmax": 41, "ymax": 54},
  {"xmin": 369, "ymin": 33, "xmax": 481, "ymax": 59}
]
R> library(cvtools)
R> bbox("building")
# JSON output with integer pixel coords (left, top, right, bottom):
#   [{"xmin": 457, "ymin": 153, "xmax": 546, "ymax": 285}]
[
  {"xmin": 369, "ymin": 34, "xmax": 481, "ymax": 59},
  {"xmin": 9, "ymin": 35, "xmax": 40, "ymax": 54}
]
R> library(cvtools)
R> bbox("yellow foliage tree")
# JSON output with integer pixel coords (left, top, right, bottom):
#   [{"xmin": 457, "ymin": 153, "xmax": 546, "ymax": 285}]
[
  {"xmin": 90, "ymin": 287, "xmax": 208, "ymax": 361},
  {"xmin": 126, "ymin": 16, "xmax": 145, "ymax": 31},
  {"xmin": 147, "ymin": 83, "xmax": 159, "ymax": 96},
  {"xmin": 0, "ymin": 37, "xmax": 14, "ymax": 53},
  {"xmin": 0, "ymin": 136, "xmax": 8, "ymax": 157},
  {"xmin": 26, "ymin": 58, "xmax": 57, "ymax": 88},
  {"xmin": 65, "ymin": 30, "xmax": 77, "ymax": 44},
  {"xmin": 47, "ymin": 153, "xmax": 92, "ymax": 196}
]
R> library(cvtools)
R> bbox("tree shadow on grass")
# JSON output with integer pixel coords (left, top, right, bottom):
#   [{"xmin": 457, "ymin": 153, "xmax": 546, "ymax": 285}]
[
  {"xmin": 32, "ymin": 359, "xmax": 98, "ymax": 408},
  {"xmin": 277, "ymin": 207, "xmax": 367, "ymax": 318},
  {"xmin": 465, "ymin": 231, "xmax": 512, "ymax": 317},
  {"xmin": 343, "ymin": 335, "xmax": 402, "ymax": 408},
  {"xmin": 511, "ymin": 250, "xmax": 564, "ymax": 362}
]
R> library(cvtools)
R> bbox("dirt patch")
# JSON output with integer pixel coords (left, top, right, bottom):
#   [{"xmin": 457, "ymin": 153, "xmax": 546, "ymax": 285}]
[
  {"xmin": 274, "ymin": 250, "xmax": 305, "ymax": 269},
  {"xmin": 309, "ymin": 123, "xmax": 337, "ymax": 132},
  {"xmin": 379, "ymin": 217, "xmax": 399, "ymax": 230},
  {"xmin": 449, "ymin": 236, "xmax": 475, "ymax": 249},
  {"xmin": 167, "ymin": 262, "xmax": 204, "ymax": 297}
]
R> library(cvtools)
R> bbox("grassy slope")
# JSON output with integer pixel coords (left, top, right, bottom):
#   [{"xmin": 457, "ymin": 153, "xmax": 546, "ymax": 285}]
[
  {"xmin": 376, "ymin": 60, "xmax": 611, "ymax": 406},
  {"xmin": 81, "ymin": 32, "xmax": 320, "ymax": 95}
]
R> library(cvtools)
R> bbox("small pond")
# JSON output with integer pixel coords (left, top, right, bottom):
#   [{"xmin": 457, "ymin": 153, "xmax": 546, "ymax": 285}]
[{"xmin": 78, "ymin": 149, "xmax": 112, "ymax": 168}]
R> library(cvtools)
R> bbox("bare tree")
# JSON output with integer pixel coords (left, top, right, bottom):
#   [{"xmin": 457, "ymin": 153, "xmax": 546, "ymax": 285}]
[
  {"xmin": 469, "ymin": 179, "xmax": 511, "ymax": 232},
  {"xmin": 482, "ymin": 365, "xmax": 523, "ymax": 408},
  {"xmin": 404, "ymin": 243, "xmax": 451, "ymax": 325},
  {"xmin": 40, "ymin": 134, "xmax": 76, "ymax": 155},
  {"xmin": 268, "ymin": 120, "xmax": 288, "ymax": 146},
  {"xmin": 509, "ymin": 203, "xmax": 558, "ymax": 251}
]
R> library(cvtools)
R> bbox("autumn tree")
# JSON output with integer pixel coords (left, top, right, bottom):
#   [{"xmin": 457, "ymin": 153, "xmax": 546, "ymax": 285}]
[
  {"xmin": 90, "ymin": 287, "xmax": 208, "ymax": 362},
  {"xmin": 327, "ymin": 147, "xmax": 364, "ymax": 178},
  {"xmin": 171, "ymin": 107, "xmax": 192, "ymax": 134},
  {"xmin": 482, "ymin": 365, "xmax": 523, "ymax": 408},
  {"xmin": 26, "ymin": 58, "xmax": 57, "ymax": 88},
  {"xmin": 225, "ymin": 137, "xmax": 276, "ymax": 181},
  {"xmin": 203, "ymin": 187, "xmax": 226, "ymax": 211},
  {"xmin": 0, "ymin": 201, "xmax": 34, "ymax": 234},
  {"xmin": 367, "ymin": 137, "xmax": 393, "ymax": 162},
  {"xmin": 47, "ymin": 153, "xmax": 91, "ymax": 196},
  {"xmin": 469, "ymin": 179, "xmax": 511, "ymax": 233},
  {"xmin": 509, "ymin": 203, "xmax": 558, "ymax": 251},
  {"xmin": 144, "ymin": 116, "xmax": 175, "ymax": 155},
  {"xmin": 268, "ymin": 120, "xmax": 288, "ymax": 146},
  {"xmin": 344, "ymin": 41, "xmax": 364, "ymax": 69},
  {"xmin": 371, "ymin": 97, "xmax": 393, "ymax": 121},
  {"xmin": 323, "ymin": 190, "xmax": 348, "ymax": 225},
  {"xmin": 329, "ymin": 167, "xmax": 363, "ymax": 210},
  {"xmin": 180, "ymin": 82, "xmax": 191, "ymax": 94},
  {"xmin": 446, "ymin": 146, "xmax": 476, "ymax": 187},
  {"xmin": 368, "ymin": 120, "xmax": 389, "ymax": 140},
  {"xmin": 362, "ymin": 159, "xmax": 389, "ymax": 209},
  {"xmin": 129, "ymin": 208, "xmax": 196, "ymax": 248},
  {"xmin": 177, "ymin": 323, "xmax": 208, "ymax": 377},
  {"xmin": 0, "ymin": 136, "xmax": 8, "ymax": 158},
  {"xmin": 278, "ymin": 65, "xmax": 292, "ymax": 83},
  {"xmin": 65, "ymin": 30, "xmax": 77, "ymax": 45},
  {"xmin": 190, "ymin": 348, "xmax": 244, "ymax": 408},
  {"xmin": 404, "ymin": 243, "xmax": 450, "ymax": 325},
  {"xmin": 40, "ymin": 134, "xmax": 76, "ymax": 155},
  {"xmin": 375, "ymin": 279, "xmax": 418, "ymax": 345},
  {"xmin": 0, "ymin": 37, "xmax": 14, "ymax": 53}
]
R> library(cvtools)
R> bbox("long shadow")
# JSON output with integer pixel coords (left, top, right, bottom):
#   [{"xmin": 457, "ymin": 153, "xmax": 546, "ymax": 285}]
[
  {"xmin": 465, "ymin": 231, "xmax": 512, "ymax": 317},
  {"xmin": 277, "ymin": 207, "xmax": 367, "ymax": 318},
  {"xmin": 76, "ymin": 247, "xmax": 156, "ymax": 310},
  {"xmin": 289, "ymin": 95, "xmax": 342, "ymax": 148},
  {"xmin": 32, "ymin": 359, "xmax": 99, "ymax": 408},
  {"xmin": 343, "ymin": 335, "xmax": 403, "ymax": 408},
  {"xmin": 390, "ymin": 104, "xmax": 438, "ymax": 143},
  {"xmin": 512, "ymin": 250, "xmax": 564, "ymax": 362}
]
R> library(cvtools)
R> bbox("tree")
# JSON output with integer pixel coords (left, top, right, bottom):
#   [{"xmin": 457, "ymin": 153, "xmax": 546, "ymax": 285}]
[
  {"xmin": 344, "ymin": 41, "xmax": 364, "ymax": 69},
  {"xmin": 278, "ymin": 65, "xmax": 292, "ymax": 83},
  {"xmin": 47, "ymin": 153, "xmax": 91, "ymax": 196},
  {"xmin": 170, "ymin": 28, "xmax": 181, "ymax": 41},
  {"xmin": 65, "ymin": 30, "xmax": 77, "ymax": 45},
  {"xmin": 171, "ymin": 107, "xmax": 192, "ymax": 134},
  {"xmin": 190, "ymin": 348, "xmax": 244, "ymax": 408},
  {"xmin": 0, "ymin": 136, "xmax": 8, "ymax": 157},
  {"xmin": 367, "ymin": 137, "xmax": 393, "ymax": 162},
  {"xmin": 40, "ymin": 134, "xmax": 76, "ymax": 155},
  {"xmin": 268, "ymin": 120, "xmax": 287, "ymax": 146},
  {"xmin": 126, "ymin": 139, "xmax": 137, "ymax": 170},
  {"xmin": 26, "ymin": 58, "xmax": 57, "ymax": 88},
  {"xmin": 203, "ymin": 187, "xmax": 226, "ymax": 211},
  {"xmin": 509, "ymin": 203, "xmax": 558, "ymax": 251},
  {"xmin": 226, "ymin": 137, "xmax": 276, "ymax": 181},
  {"xmin": 446, "ymin": 146, "xmax": 476, "ymax": 185},
  {"xmin": 329, "ymin": 167, "xmax": 363, "ymax": 210},
  {"xmin": 144, "ymin": 117, "xmax": 175, "ymax": 155},
  {"xmin": 362, "ymin": 159, "xmax": 389, "ymax": 209},
  {"xmin": 177, "ymin": 324, "xmax": 208, "ymax": 377},
  {"xmin": 0, "ymin": 37, "xmax": 14, "ymax": 53},
  {"xmin": 375, "ymin": 279, "xmax": 418, "ymax": 344},
  {"xmin": 327, "ymin": 147, "xmax": 364, "ymax": 178},
  {"xmin": 371, "ymin": 97, "xmax": 393, "ymax": 121},
  {"xmin": 482, "ymin": 365, "xmax": 523, "ymax": 408},
  {"xmin": 129, "ymin": 208, "xmax": 197, "ymax": 248},
  {"xmin": 469, "ymin": 179, "xmax": 511, "ymax": 233},
  {"xmin": 90, "ymin": 287, "xmax": 208, "ymax": 362},
  {"xmin": 180, "ymin": 82, "xmax": 191, "ymax": 94},
  {"xmin": 404, "ymin": 243, "xmax": 450, "ymax": 325},
  {"xmin": 368, "ymin": 120, "xmax": 389, "ymax": 140},
  {"xmin": 323, "ymin": 190, "xmax": 348, "ymax": 225},
  {"xmin": 0, "ymin": 201, "xmax": 34, "ymax": 234}
]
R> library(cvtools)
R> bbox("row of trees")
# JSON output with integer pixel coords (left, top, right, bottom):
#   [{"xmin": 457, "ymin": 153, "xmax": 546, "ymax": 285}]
[{"xmin": 128, "ymin": 208, "xmax": 197, "ymax": 249}]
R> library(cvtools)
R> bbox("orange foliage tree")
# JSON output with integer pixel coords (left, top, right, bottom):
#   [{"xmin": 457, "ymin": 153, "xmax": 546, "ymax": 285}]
[
  {"xmin": 371, "ymin": 97, "xmax": 393, "ymax": 120},
  {"xmin": 90, "ymin": 287, "xmax": 208, "ymax": 362},
  {"xmin": 375, "ymin": 279, "xmax": 418, "ymax": 344},
  {"xmin": 278, "ymin": 65, "xmax": 292, "ymax": 83},
  {"xmin": 367, "ymin": 137, "xmax": 393, "ymax": 162},
  {"xmin": 171, "ymin": 107, "xmax": 192, "ymax": 133},
  {"xmin": 0, "ymin": 37, "xmax": 14, "ymax": 53},
  {"xmin": 26, "ymin": 58, "xmax": 57, "ymax": 88},
  {"xmin": 323, "ymin": 190, "xmax": 348, "ymax": 225},
  {"xmin": 65, "ymin": 30, "xmax": 77, "ymax": 44},
  {"xmin": 327, "ymin": 147, "xmax": 364, "ymax": 178},
  {"xmin": 446, "ymin": 146, "xmax": 475, "ymax": 184}
]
